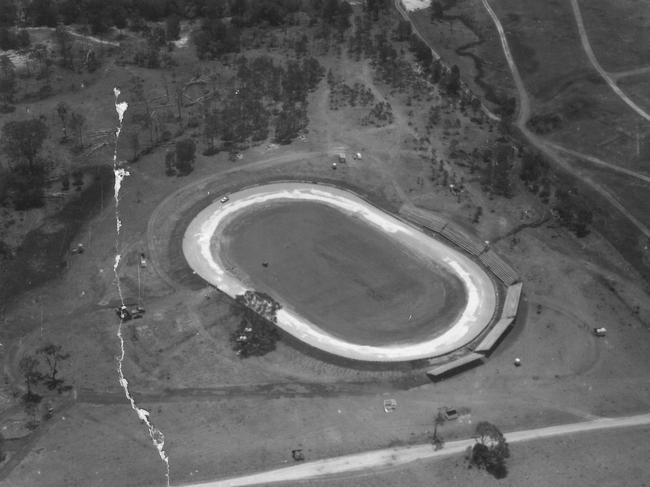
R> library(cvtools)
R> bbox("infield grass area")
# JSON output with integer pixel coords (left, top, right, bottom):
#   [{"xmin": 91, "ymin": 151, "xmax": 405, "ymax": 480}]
[{"xmin": 219, "ymin": 201, "xmax": 467, "ymax": 346}]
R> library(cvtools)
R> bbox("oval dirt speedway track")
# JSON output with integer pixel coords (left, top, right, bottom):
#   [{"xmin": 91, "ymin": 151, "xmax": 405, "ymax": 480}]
[{"xmin": 183, "ymin": 182, "xmax": 497, "ymax": 362}]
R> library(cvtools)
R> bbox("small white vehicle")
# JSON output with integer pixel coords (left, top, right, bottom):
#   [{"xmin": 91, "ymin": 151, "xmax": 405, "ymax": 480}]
[
  {"xmin": 220, "ymin": 196, "xmax": 230, "ymax": 203},
  {"xmin": 593, "ymin": 327, "xmax": 607, "ymax": 337}
]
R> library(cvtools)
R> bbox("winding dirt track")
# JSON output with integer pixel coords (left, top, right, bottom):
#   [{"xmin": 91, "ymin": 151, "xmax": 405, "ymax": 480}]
[{"xmin": 182, "ymin": 413, "xmax": 650, "ymax": 487}]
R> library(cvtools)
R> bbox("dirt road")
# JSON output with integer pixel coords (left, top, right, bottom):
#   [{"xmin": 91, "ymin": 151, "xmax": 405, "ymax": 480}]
[
  {"xmin": 181, "ymin": 413, "xmax": 650, "ymax": 487},
  {"xmin": 479, "ymin": 0, "xmax": 650, "ymax": 240},
  {"xmin": 569, "ymin": 0, "xmax": 650, "ymax": 122}
]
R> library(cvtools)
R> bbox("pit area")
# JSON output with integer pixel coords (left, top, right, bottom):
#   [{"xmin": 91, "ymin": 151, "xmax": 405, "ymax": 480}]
[{"xmin": 183, "ymin": 182, "xmax": 498, "ymax": 362}]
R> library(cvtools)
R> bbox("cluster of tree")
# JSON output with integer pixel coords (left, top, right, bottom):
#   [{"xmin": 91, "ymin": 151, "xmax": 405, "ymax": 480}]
[
  {"xmin": 18, "ymin": 0, "xmax": 187, "ymax": 32},
  {"xmin": 275, "ymin": 101, "xmax": 307, "ymax": 144},
  {"xmin": 193, "ymin": 17, "xmax": 241, "ymax": 59},
  {"xmin": 527, "ymin": 112, "xmax": 563, "ymax": 134},
  {"xmin": 520, "ymin": 148, "xmax": 549, "ymax": 185},
  {"xmin": 442, "ymin": 64, "xmax": 461, "ymax": 96},
  {"xmin": 56, "ymin": 101, "xmax": 86, "ymax": 148},
  {"xmin": 553, "ymin": 185, "xmax": 593, "ymax": 238},
  {"xmin": 230, "ymin": 0, "xmax": 302, "ymax": 28},
  {"xmin": 360, "ymin": 101, "xmax": 394, "ymax": 127},
  {"xmin": 363, "ymin": 0, "xmax": 390, "ymax": 21},
  {"xmin": 19, "ymin": 344, "xmax": 71, "ymax": 403},
  {"xmin": 230, "ymin": 311, "xmax": 280, "ymax": 357},
  {"xmin": 4, "ymin": 0, "xmax": 353, "ymax": 34},
  {"xmin": 372, "ymin": 32, "xmax": 428, "ymax": 92},
  {"xmin": 203, "ymin": 55, "xmax": 323, "ymax": 150},
  {"xmin": 165, "ymin": 138, "xmax": 196, "ymax": 176},
  {"xmin": 430, "ymin": 1, "xmax": 445, "ymax": 21},
  {"xmin": 0, "ymin": 27, "xmax": 30, "ymax": 51},
  {"xmin": 481, "ymin": 143, "xmax": 514, "ymax": 198},
  {"xmin": 1, "ymin": 118, "xmax": 50, "ymax": 209},
  {"xmin": 409, "ymin": 34, "xmax": 434, "ymax": 68},
  {"xmin": 347, "ymin": 15, "xmax": 375, "ymax": 60},
  {"xmin": 230, "ymin": 291, "xmax": 282, "ymax": 358},
  {"xmin": 328, "ymin": 77, "xmax": 376, "ymax": 110},
  {"xmin": 394, "ymin": 19, "xmax": 412, "ymax": 42},
  {"xmin": 466, "ymin": 421, "xmax": 510, "ymax": 479},
  {"xmin": 0, "ymin": 55, "xmax": 16, "ymax": 111},
  {"xmin": 322, "ymin": 0, "xmax": 353, "ymax": 25},
  {"xmin": 50, "ymin": 25, "xmax": 105, "ymax": 74}
]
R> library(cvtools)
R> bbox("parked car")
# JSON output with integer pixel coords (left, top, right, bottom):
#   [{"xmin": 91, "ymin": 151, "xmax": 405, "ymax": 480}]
[{"xmin": 220, "ymin": 196, "xmax": 230, "ymax": 203}]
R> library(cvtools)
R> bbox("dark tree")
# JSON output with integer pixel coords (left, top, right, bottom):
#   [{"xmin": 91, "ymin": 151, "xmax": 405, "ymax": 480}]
[
  {"xmin": 175, "ymin": 138, "xmax": 196, "ymax": 173},
  {"xmin": 26, "ymin": 0, "xmax": 59, "ymax": 27},
  {"xmin": 394, "ymin": 20, "xmax": 412, "ymax": 41},
  {"xmin": 1, "ymin": 119, "xmax": 49, "ymax": 172},
  {"xmin": 68, "ymin": 111, "xmax": 86, "ymax": 149},
  {"xmin": 0, "ymin": 1, "xmax": 17, "ymax": 26},
  {"xmin": 0, "ymin": 55, "xmax": 15, "ymax": 108},
  {"xmin": 468, "ymin": 421, "xmax": 509, "ymax": 479},
  {"xmin": 275, "ymin": 102, "xmax": 307, "ymax": 144},
  {"xmin": 36, "ymin": 344, "xmax": 70, "ymax": 390},
  {"xmin": 166, "ymin": 14, "xmax": 181, "ymax": 41},
  {"xmin": 192, "ymin": 18, "xmax": 241, "ymax": 59},
  {"xmin": 432, "ymin": 411, "xmax": 446, "ymax": 450},
  {"xmin": 204, "ymin": 110, "xmax": 220, "ymax": 151},
  {"xmin": 126, "ymin": 130, "xmax": 140, "ymax": 161},
  {"xmin": 445, "ymin": 64, "xmax": 461, "ymax": 95},
  {"xmin": 19, "ymin": 356, "xmax": 43, "ymax": 401},
  {"xmin": 520, "ymin": 148, "xmax": 548, "ymax": 184},
  {"xmin": 430, "ymin": 59, "xmax": 442, "ymax": 84},
  {"xmin": 430, "ymin": 1, "xmax": 444, "ymax": 21},
  {"xmin": 55, "ymin": 25, "xmax": 74, "ymax": 70},
  {"xmin": 56, "ymin": 101, "xmax": 70, "ymax": 141},
  {"xmin": 554, "ymin": 187, "xmax": 593, "ymax": 238},
  {"xmin": 482, "ymin": 143, "xmax": 514, "ymax": 198},
  {"xmin": 231, "ymin": 291, "xmax": 282, "ymax": 358}
]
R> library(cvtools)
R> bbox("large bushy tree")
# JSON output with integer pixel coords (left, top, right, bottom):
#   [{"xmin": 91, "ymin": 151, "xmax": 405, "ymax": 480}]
[
  {"xmin": 468, "ymin": 421, "xmax": 510, "ymax": 479},
  {"xmin": 37, "ymin": 344, "xmax": 70, "ymax": 390}
]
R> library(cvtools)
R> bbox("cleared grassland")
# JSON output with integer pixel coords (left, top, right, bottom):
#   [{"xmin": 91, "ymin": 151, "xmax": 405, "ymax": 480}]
[
  {"xmin": 288, "ymin": 425, "xmax": 650, "ymax": 487},
  {"xmin": 220, "ymin": 201, "xmax": 467, "ymax": 346},
  {"xmin": 580, "ymin": 0, "xmax": 650, "ymax": 72}
]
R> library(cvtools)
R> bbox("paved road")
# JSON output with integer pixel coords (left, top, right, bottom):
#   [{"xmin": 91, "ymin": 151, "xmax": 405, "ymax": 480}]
[
  {"xmin": 569, "ymin": 0, "xmax": 650, "ymax": 122},
  {"xmin": 181, "ymin": 413, "xmax": 650, "ymax": 486}
]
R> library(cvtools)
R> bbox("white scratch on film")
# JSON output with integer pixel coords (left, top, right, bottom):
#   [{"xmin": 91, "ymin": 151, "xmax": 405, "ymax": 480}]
[{"xmin": 111, "ymin": 87, "xmax": 170, "ymax": 485}]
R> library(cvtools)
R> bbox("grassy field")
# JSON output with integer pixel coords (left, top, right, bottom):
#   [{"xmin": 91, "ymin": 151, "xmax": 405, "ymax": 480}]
[
  {"xmin": 580, "ymin": 0, "xmax": 650, "ymax": 72},
  {"xmin": 289, "ymin": 426, "xmax": 650, "ymax": 487},
  {"xmin": 219, "ymin": 200, "xmax": 467, "ymax": 346}
]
